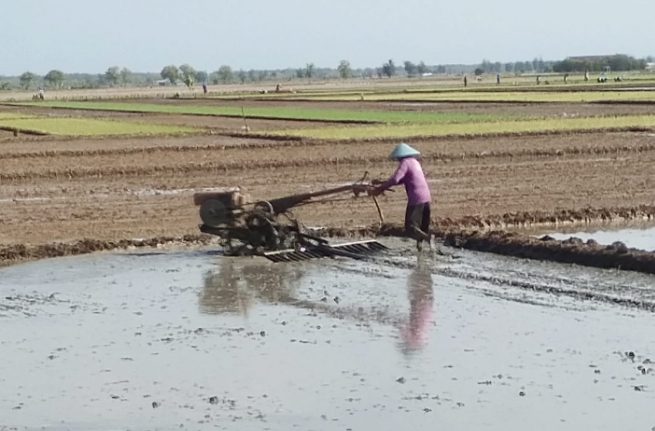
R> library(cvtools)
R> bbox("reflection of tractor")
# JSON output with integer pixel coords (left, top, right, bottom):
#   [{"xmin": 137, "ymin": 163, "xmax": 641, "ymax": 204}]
[
  {"xmin": 200, "ymin": 256, "xmax": 435, "ymax": 355},
  {"xmin": 194, "ymin": 174, "xmax": 390, "ymax": 262}
]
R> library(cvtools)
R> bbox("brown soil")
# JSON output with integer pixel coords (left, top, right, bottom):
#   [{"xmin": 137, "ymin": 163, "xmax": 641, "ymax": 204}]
[
  {"xmin": 2, "ymin": 129, "xmax": 655, "ymax": 250},
  {"xmin": 0, "ymin": 129, "xmax": 17, "ymax": 138},
  {"xmin": 0, "ymin": 235, "xmax": 214, "ymax": 266}
]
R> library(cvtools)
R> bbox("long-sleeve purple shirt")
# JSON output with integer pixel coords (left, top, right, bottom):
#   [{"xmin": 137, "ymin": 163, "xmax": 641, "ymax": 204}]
[{"xmin": 378, "ymin": 157, "xmax": 431, "ymax": 205}]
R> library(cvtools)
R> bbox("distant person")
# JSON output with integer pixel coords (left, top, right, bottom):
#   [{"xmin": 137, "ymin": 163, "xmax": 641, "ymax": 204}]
[
  {"xmin": 370, "ymin": 143, "xmax": 432, "ymax": 251},
  {"xmin": 464, "ymin": 76, "xmax": 468, "ymax": 87},
  {"xmin": 202, "ymin": 82, "xmax": 207, "ymax": 94}
]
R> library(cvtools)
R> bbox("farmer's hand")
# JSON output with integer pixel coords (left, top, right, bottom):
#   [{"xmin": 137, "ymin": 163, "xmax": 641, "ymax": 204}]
[{"xmin": 368, "ymin": 187, "xmax": 383, "ymax": 197}]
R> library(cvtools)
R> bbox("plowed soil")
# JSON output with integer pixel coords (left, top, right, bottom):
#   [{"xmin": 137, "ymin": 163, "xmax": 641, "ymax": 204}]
[{"xmin": 3, "ymin": 128, "xmax": 655, "ymax": 246}]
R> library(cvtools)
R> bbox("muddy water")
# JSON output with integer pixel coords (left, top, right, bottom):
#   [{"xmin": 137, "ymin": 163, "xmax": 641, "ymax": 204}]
[{"xmin": 2, "ymin": 241, "xmax": 655, "ymax": 430}]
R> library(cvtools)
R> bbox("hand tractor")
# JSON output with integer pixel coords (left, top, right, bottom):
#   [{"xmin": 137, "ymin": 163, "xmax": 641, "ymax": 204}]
[{"xmin": 193, "ymin": 173, "xmax": 390, "ymax": 262}]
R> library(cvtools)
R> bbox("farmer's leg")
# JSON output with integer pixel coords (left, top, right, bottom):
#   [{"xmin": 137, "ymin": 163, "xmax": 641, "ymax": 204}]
[
  {"xmin": 421, "ymin": 203, "xmax": 432, "ymax": 249},
  {"xmin": 404, "ymin": 204, "xmax": 415, "ymax": 235},
  {"xmin": 421, "ymin": 204, "xmax": 431, "ymax": 238},
  {"xmin": 406, "ymin": 204, "xmax": 430, "ymax": 248}
]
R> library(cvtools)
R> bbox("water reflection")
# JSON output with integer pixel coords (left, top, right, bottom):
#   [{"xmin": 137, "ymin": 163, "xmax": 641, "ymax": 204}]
[
  {"xmin": 200, "ymin": 258, "xmax": 305, "ymax": 316},
  {"xmin": 201, "ymin": 256, "xmax": 435, "ymax": 357},
  {"xmin": 399, "ymin": 256, "xmax": 435, "ymax": 356}
]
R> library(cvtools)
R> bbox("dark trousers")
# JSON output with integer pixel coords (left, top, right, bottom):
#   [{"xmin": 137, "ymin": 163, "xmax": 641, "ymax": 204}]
[{"xmin": 405, "ymin": 203, "xmax": 431, "ymax": 242}]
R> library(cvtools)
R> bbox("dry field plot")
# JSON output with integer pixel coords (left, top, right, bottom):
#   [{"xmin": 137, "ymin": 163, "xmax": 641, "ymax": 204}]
[
  {"xmin": 2, "ymin": 93, "xmax": 655, "ymax": 251},
  {"xmin": 2, "ymin": 129, "xmax": 655, "ymax": 245}
]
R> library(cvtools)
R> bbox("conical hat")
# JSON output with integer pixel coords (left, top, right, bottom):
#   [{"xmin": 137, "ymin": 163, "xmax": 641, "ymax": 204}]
[{"xmin": 389, "ymin": 143, "xmax": 420, "ymax": 160}]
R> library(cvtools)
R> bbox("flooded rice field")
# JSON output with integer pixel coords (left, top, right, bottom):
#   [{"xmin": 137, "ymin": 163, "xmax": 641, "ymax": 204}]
[{"xmin": 2, "ymin": 239, "xmax": 655, "ymax": 430}]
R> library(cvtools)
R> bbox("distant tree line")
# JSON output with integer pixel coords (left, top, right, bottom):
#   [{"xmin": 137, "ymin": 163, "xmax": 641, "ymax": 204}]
[
  {"xmin": 551, "ymin": 54, "xmax": 648, "ymax": 73},
  {"xmin": 1, "ymin": 54, "xmax": 653, "ymax": 91}
]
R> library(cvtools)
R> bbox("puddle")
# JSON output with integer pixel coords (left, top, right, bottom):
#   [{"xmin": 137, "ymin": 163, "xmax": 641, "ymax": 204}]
[{"xmin": 2, "ymin": 244, "xmax": 655, "ymax": 430}]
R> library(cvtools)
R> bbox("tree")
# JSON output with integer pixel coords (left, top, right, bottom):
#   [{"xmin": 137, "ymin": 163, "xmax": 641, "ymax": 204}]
[
  {"xmin": 417, "ymin": 61, "xmax": 428, "ymax": 75},
  {"xmin": 214, "ymin": 65, "xmax": 234, "ymax": 83},
  {"xmin": 44, "ymin": 70, "xmax": 65, "ymax": 88},
  {"xmin": 474, "ymin": 68, "xmax": 484, "ymax": 76},
  {"xmin": 104, "ymin": 67, "xmax": 120, "ymax": 86},
  {"xmin": 178, "ymin": 64, "xmax": 195, "ymax": 88},
  {"xmin": 296, "ymin": 68, "xmax": 305, "ymax": 79},
  {"xmin": 161, "ymin": 65, "xmax": 180, "ymax": 84},
  {"xmin": 305, "ymin": 63, "xmax": 315, "ymax": 83},
  {"xmin": 0, "ymin": 82, "xmax": 10, "ymax": 91},
  {"xmin": 238, "ymin": 70, "xmax": 247, "ymax": 84},
  {"xmin": 337, "ymin": 60, "xmax": 352, "ymax": 79},
  {"xmin": 381, "ymin": 59, "xmax": 396, "ymax": 77},
  {"xmin": 481, "ymin": 59, "xmax": 493, "ymax": 73},
  {"xmin": 404, "ymin": 61, "xmax": 417, "ymax": 77},
  {"xmin": 195, "ymin": 71, "xmax": 208, "ymax": 84},
  {"xmin": 505, "ymin": 63, "xmax": 514, "ymax": 73},
  {"xmin": 120, "ymin": 68, "xmax": 132, "ymax": 86},
  {"xmin": 20, "ymin": 72, "xmax": 36, "ymax": 90},
  {"xmin": 436, "ymin": 65, "xmax": 446, "ymax": 74},
  {"xmin": 248, "ymin": 70, "xmax": 258, "ymax": 82}
]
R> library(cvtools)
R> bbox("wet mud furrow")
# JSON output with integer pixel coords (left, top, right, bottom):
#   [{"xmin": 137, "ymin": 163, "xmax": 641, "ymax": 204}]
[
  {"xmin": 4, "ymin": 212, "xmax": 655, "ymax": 279},
  {"xmin": 440, "ymin": 229, "xmax": 655, "ymax": 275},
  {"xmin": 0, "ymin": 235, "xmax": 216, "ymax": 265}
]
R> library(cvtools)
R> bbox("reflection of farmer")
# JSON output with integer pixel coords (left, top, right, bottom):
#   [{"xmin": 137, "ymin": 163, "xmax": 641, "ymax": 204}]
[
  {"xmin": 371, "ymin": 143, "xmax": 432, "ymax": 250},
  {"xmin": 399, "ymin": 259, "xmax": 434, "ymax": 354}
]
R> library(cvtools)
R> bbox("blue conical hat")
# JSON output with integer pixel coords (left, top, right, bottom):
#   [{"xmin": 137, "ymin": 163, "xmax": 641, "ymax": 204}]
[{"xmin": 389, "ymin": 143, "xmax": 420, "ymax": 160}]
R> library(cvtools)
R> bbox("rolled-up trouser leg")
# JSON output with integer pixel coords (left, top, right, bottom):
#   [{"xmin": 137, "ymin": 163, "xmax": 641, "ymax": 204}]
[{"xmin": 405, "ymin": 203, "xmax": 431, "ymax": 242}]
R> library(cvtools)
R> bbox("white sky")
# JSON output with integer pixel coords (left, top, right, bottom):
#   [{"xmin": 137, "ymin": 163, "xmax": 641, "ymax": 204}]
[{"xmin": 1, "ymin": 0, "xmax": 653, "ymax": 75}]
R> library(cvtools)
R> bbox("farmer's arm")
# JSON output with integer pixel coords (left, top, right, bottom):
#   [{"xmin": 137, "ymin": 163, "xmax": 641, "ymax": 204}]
[{"xmin": 374, "ymin": 160, "xmax": 408, "ymax": 193}]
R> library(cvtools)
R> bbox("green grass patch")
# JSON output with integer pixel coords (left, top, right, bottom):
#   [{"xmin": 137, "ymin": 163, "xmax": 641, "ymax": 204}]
[
  {"xmin": 270, "ymin": 115, "xmax": 655, "ymax": 140},
  {"xmin": 0, "ymin": 117, "xmax": 197, "ymax": 136},
  {"xmin": 285, "ymin": 90, "xmax": 655, "ymax": 103},
  {"xmin": 18, "ymin": 101, "xmax": 514, "ymax": 124}
]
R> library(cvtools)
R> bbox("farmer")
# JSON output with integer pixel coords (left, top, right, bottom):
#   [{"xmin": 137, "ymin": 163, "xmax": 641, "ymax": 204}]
[{"xmin": 370, "ymin": 143, "xmax": 432, "ymax": 250}]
